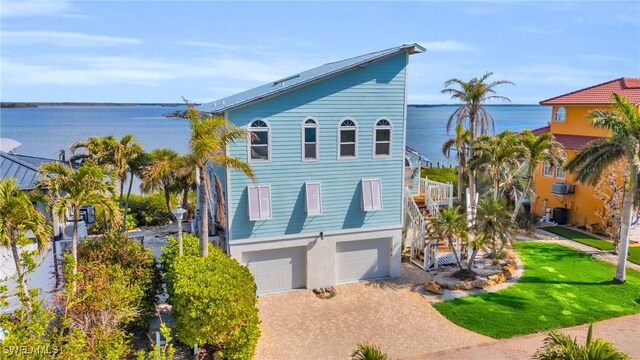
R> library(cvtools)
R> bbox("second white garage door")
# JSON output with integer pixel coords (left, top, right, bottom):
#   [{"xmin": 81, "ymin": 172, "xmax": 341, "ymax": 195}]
[
  {"xmin": 336, "ymin": 238, "xmax": 390, "ymax": 283},
  {"xmin": 245, "ymin": 247, "xmax": 306, "ymax": 294}
]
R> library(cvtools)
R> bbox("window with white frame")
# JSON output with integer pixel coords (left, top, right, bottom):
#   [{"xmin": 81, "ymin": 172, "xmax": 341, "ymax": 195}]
[
  {"xmin": 554, "ymin": 106, "xmax": 566, "ymax": 122},
  {"xmin": 302, "ymin": 118, "xmax": 318, "ymax": 160},
  {"xmin": 305, "ymin": 182, "xmax": 322, "ymax": 215},
  {"xmin": 542, "ymin": 161, "xmax": 553, "ymax": 177},
  {"xmin": 338, "ymin": 119, "xmax": 357, "ymax": 159},
  {"xmin": 555, "ymin": 166, "xmax": 566, "ymax": 180},
  {"xmin": 247, "ymin": 185, "xmax": 271, "ymax": 220},
  {"xmin": 249, "ymin": 120, "xmax": 270, "ymax": 161},
  {"xmin": 374, "ymin": 119, "xmax": 391, "ymax": 157},
  {"xmin": 361, "ymin": 178, "xmax": 382, "ymax": 211}
]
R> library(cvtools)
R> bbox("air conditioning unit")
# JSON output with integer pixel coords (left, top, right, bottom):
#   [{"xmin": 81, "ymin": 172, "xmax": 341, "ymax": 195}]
[
  {"xmin": 61, "ymin": 222, "xmax": 88, "ymax": 240},
  {"xmin": 552, "ymin": 183, "xmax": 572, "ymax": 195},
  {"xmin": 79, "ymin": 205, "xmax": 96, "ymax": 225}
]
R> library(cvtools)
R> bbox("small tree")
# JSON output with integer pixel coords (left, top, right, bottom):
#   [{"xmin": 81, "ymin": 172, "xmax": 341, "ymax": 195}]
[
  {"xmin": 476, "ymin": 196, "xmax": 514, "ymax": 259},
  {"xmin": 426, "ymin": 207, "xmax": 468, "ymax": 271},
  {"xmin": 594, "ymin": 161, "xmax": 628, "ymax": 253}
]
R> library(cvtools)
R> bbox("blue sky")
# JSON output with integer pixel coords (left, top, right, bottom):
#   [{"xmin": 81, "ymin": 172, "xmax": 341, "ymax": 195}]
[{"xmin": 1, "ymin": 1, "xmax": 639, "ymax": 104}]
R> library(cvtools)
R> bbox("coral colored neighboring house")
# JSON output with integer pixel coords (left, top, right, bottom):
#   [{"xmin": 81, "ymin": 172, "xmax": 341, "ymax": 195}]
[{"xmin": 531, "ymin": 78, "xmax": 640, "ymax": 230}]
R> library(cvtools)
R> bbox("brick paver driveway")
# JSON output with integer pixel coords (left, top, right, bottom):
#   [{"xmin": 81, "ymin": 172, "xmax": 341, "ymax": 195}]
[{"xmin": 255, "ymin": 263, "xmax": 491, "ymax": 359}]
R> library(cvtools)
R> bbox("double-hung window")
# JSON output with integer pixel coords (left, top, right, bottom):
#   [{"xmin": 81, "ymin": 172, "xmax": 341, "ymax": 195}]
[
  {"xmin": 542, "ymin": 161, "xmax": 553, "ymax": 177},
  {"xmin": 302, "ymin": 118, "xmax": 318, "ymax": 160},
  {"xmin": 374, "ymin": 119, "xmax": 391, "ymax": 157},
  {"xmin": 247, "ymin": 185, "xmax": 272, "ymax": 220},
  {"xmin": 249, "ymin": 120, "xmax": 270, "ymax": 161},
  {"xmin": 361, "ymin": 178, "xmax": 382, "ymax": 211},
  {"xmin": 305, "ymin": 182, "xmax": 322, "ymax": 215},
  {"xmin": 338, "ymin": 119, "xmax": 357, "ymax": 159},
  {"xmin": 555, "ymin": 166, "xmax": 566, "ymax": 180}
]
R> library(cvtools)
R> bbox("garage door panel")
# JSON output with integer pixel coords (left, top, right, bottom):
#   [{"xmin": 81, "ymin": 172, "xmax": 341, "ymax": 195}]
[
  {"xmin": 245, "ymin": 247, "xmax": 306, "ymax": 294},
  {"xmin": 336, "ymin": 238, "xmax": 390, "ymax": 283}
]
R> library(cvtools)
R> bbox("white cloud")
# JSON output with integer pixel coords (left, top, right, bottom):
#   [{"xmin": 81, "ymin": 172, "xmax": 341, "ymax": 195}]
[
  {"xmin": 2, "ymin": 31, "xmax": 140, "ymax": 47},
  {"xmin": 418, "ymin": 40, "xmax": 476, "ymax": 53},
  {"xmin": 0, "ymin": 0, "xmax": 88, "ymax": 19},
  {"xmin": 503, "ymin": 65, "xmax": 613, "ymax": 87}
]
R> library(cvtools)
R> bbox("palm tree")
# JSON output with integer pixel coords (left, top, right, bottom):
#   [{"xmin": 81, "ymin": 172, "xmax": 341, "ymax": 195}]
[
  {"xmin": 172, "ymin": 153, "xmax": 196, "ymax": 212},
  {"xmin": 511, "ymin": 129, "xmax": 564, "ymax": 220},
  {"xmin": 536, "ymin": 324, "xmax": 629, "ymax": 360},
  {"xmin": 0, "ymin": 178, "xmax": 52, "ymax": 301},
  {"xmin": 186, "ymin": 103, "xmax": 255, "ymax": 257},
  {"xmin": 469, "ymin": 130, "xmax": 524, "ymax": 201},
  {"xmin": 39, "ymin": 162, "xmax": 120, "ymax": 278},
  {"xmin": 70, "ymin": 135, "xmax": 118, "ymax": 167},
  {"xmin": 442, "ymin": 123, "xmax": 471, "ymax": 203},
  {"xmin": 140, "ymin": 148, "xmax": 179, "ymax": 214},
  {"xmin": 442, "ymin": 72, "xmax": 513, "ymax": 198},
  {"xmin": 475, "ymin": 196, "xmax": 514, "ymax": 259},
  {"xmin": 566, "ymin": 93, "xmax": 640, "ymax": 283},
  {"xmin": 426, "ymin": 207, "xmax": 468, "ymax": 270},
  {"xmin": 351, "ymin": 343, "xmax": 389, "ymax": 360},
  {"xmin": 112, "ymin": 135, "xmax": 144, "ymax": 208}
]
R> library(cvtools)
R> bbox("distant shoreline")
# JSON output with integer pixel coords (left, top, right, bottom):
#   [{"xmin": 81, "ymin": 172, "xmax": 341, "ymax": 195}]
[
  {"xmin": 0, "ymin": 102, "xmax": 198, "ymax": 108},
  {"xmin": 408, "ymin": 104, "xmax": 540, "ymax": 108}
]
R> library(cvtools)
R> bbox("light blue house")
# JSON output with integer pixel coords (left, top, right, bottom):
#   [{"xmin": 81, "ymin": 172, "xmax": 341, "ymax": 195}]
[{"xmin": 198, "ymin": 44, "xmax": 425, "ymax": 293}]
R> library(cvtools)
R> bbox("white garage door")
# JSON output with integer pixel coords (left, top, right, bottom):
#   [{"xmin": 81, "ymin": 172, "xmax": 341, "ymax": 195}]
[
  {"xmin": 336, "ymin": 238, "xmax": 390, "ymax": 283},
  {"xmin": 245, "ymin": 247, "xmax": 306, "ymax": 294}
]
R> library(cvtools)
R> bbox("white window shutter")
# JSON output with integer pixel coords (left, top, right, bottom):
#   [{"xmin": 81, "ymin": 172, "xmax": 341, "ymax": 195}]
[
  {"xmin": 306, "ymin": 182, "xmax": 322, "ymax": 215},
  {"xmin": 259, "ymin": 186, "xmax": 271, "ymax": 219},
  {"xmin": 372, "ymin": 180, "xmax": 382, "ymax": 210},
  {"xmin": 362, "ymin": 179, "xmax": 373, "ymax": 211},
  {"xmin": 248, "ymin": 186, "xmax": 260, "ymax": 220}
]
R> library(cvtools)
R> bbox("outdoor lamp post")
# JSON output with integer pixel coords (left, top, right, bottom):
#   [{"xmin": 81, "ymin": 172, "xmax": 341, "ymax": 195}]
[{"xmin": 172, "ymin": 207, "xmax": 188, "ymax": 256}]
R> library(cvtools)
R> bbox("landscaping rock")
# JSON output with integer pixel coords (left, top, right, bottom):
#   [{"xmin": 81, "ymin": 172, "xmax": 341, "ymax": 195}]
[
  {"xmin": 473, "ymin": 278, "xmax": 487, "ymax": 289},
  {"xmin": 488, "ymin": 273, "xmax": 506, "ymax": 284},
  {"xmin": 485, "ymin": 279, "xmax": 497, "ymax": 287},
  {"xmin": 424, "ymin": 281, "xmax": 443, "ymax": 295},
  {"xmin": 460, "ymin": 281, "xmax": 474, "ymax": 290},
  {"xmin": 502, "ymin": 264, "xmax": 516, "ymax": 279}
]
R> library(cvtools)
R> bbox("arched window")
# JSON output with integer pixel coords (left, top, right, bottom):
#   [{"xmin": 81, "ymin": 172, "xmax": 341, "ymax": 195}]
[
  {"xmin": 338, "ymin": 118, "xmax": 357, "ymax": 159},
  {"xmin": 374, "ymin": 118, "xmax": 392, "ymax": 157},
  {"xmin": 302, "ymin": 117, "xmax": 318, "ymax": 160},
  {"xmin": 554, "ymin": 106, "xmax": 566, "ymax": 122},
  {"xmin": 555, "ymin": 152, "xmax": 567, "ymax": 179},
  {"xmin": 248, "ymin": 119, "xmax": 270, "ymax": 161}
]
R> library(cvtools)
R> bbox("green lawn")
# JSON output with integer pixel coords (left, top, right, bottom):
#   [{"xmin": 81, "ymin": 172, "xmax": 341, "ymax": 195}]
[
  {"xmin": 543, "ymin": 226, "xmax": 640, "ymax": 265},
  {"xmin": 433, "ymin": 242, "xmax": 640, "ymax": 339}
]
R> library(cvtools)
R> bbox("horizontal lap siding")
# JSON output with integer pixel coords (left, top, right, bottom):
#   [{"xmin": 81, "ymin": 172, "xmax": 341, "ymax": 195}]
[{"xmin": 227, "ymin": 54, "xmax": 407, "ymax": 240}]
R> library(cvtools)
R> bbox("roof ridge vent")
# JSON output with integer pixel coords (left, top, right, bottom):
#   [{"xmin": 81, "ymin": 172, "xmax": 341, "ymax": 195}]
[{"xmin": 273, "ymin": 74, "xmax": 300, "ymax": 86}]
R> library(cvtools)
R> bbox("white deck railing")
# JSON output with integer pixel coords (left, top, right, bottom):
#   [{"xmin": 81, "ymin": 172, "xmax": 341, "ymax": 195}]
[
  {"xmin": 419, "ymin": 177, "xmax": 454, "ymax": 208},
  {"xmin": 405, "ymin": 188, "xmax": 427, "ymax": 269}
]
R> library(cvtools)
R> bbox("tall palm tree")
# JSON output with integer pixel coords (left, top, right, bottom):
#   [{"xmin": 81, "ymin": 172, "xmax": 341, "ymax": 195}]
[
  {"xmin": 469, "ymin": 130, "xmax": 524, "ymax": 201},
  {"xmin": 186, "ymin": 103, "xmax": 255, "ymax": 257},
  {"xmin": 172, "ymin": 153, "xmax": 196, "ymax": 212},
  {"xmin": 426, "ymin": 207, "xmax": 468, "ymax": 270},
  {"xmin": 566, "ymin": 93, "xmax": 640, "ymax": 284},
  {"xmin": 511, "ymin": 130, "xmax": 564, "ymax": 220},
  {"xmin": 0, "ymin": 178, "xmax": 52, "ymax": 301},
  {"xmin": 70, "ymin": 135, "xmax": 117, "ymax": 167},
  {"xmin": 442, "ymin": 123, "xmax": 471, "ymax": 202},
  {"xmin": 140, "ymin": 148, "xmax": 179, "ymax": 214},
  {"xmin": 39, "ymin": 162, "xmax": 120, "ymax": 278},
  {"xmin": 442, "ymin": 72, "xmax": 513, "ymax": 198},
  {"xmin": 475, "ymin": 196, "xmax": 514, "ymax": 259}
]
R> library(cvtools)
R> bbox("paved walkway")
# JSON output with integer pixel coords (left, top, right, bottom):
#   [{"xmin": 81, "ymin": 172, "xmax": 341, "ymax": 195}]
[
  {"xmin": 409, "ymin": 313, "xmax": 640, "ymax": 359},
  {"xmin": 255, "ymin": 263, "xmax": 491, "ymax": 360}
]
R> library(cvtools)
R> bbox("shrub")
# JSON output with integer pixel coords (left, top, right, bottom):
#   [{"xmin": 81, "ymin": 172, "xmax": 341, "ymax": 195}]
[
  {"xmin": 516, "ymin": 212, "xmax": 540, "ymax": 231},
  {"xmin": 78, "ymin": 232, "xmax": 162, "ymax": 322},
  {"xmin": 421, "ymin": 166, "xmax": 458, "ymax": 193},
  {"xmin": 162, "ymin": 240, "xmax": 260, "ymax": 359},
  {"xmin": 351, "ymin": 343, "xmax": 389, "ymax": 360},
  {"xmin": 535, "ymin": 323, "xmax": 629, "ymax": 360},
  {"xmin": 128, "ymin": 192, "xmax": 175, "ymax": 226}
]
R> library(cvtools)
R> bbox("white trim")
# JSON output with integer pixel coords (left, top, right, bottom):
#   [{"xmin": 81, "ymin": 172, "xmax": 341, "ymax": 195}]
[
  {"xmin": 301, "ymin": 117, "xmax": 319, "ymax": 162},
  {"xmin": 229, "ymin": 224, "xmax": 403, "ymax": 245},
  {"xmin": 555, "ymin": 166, "xmax": 566, "ymax": 180},
  {"xmin": 401, "ymin": 55, "xmax": 408, "ymax": 227},
  {"xmin": 337, "ymin": 117, "xmax": 358, "ymax": 160},
  {"xmin": 361, "ymin": 178, "xmax": 383, "ymax": 211},
  {"xmin": 247, "ymin": 118, "xmax": 271, "ymax": 163},
  {"xmin": 224, "ymin": 111, "xmax": 233, "ymax": 245},
  {"xmin": 247, "ymin": 184, "xmax": 272, "ymax": 221},
  {"xmin": 373, "ymin": 117, "xmax": 392, "ymax": 158},
  {"xmin": 304, "ymin": 181, "xmax": 323, "ymax": 215},
  {"xmin": 553, "ymin": 106, "xmax": 566, "ymax": 123},
  {"xmin": 542, "ymin": 161, "xmax": 553, "ymax": 177}
]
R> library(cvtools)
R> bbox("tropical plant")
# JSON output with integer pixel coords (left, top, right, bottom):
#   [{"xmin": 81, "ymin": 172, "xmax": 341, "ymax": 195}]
[
  {"xmin": 535, "ymin": 323, "xmax": 629, "ymax": 360},
  {"xmin": 70, "ymin": 135, "xmax": 118, "ymax": 167},
  {"xmin": 511, "ymin": 129, "xmax": 564, "ymax": 220},
  {"xmin": 186, "ymin": 103, "xmax": 255, "ymax": 257},
  {"xmin": 140, "ymin": 148, "xmax": 179, "ymax": 214},
  {"xmin": 442, "ymin": 72, "xmax": 513, "ymax": 198},
  {"xmin": 476, "ymin": 196, "xmax": 514, "ymax": 259},
  {"xmin": 173, "ymin": 153, "xmax": 196, "ymax": 212},
  {"xmin": 127, "ymin": 192, "xmax": 175, "ymax": 226},
  {"xmin": 351, "ymin": 343, "xmax": 389, "ymax": 360},
  {"xmin": 442, "ymin": 123, "xmax": 471, "ymax": 202},
  {"xmin": 39, "ymin": 162, "xmax": 120, "ymax": 278},
  {"xmin": 468, "ymin": 130, "xmax": 524, "ymax": 201},
  {"xmin": 566, "ymin": 93, "xmax": 640, "ymax": 283},
  {"xmin": 0, "ymin": 178, "xmax": 53, "ymax": 301},
  {"xmin": 426, "ymin": 206, "xmax": 468, "ymax": 270}
]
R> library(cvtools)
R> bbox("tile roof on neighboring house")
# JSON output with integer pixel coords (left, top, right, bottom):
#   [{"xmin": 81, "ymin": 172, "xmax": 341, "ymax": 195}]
[
  {"xmin": 540, "ymin": 77, "xmax": 640, "ymax": 105},
  {"xmin": 197, "ymin": 43, "xmax": 425, "ymax": 114},
  {"xmin": 530, "ymin": 126, "xmax": 604, "ymax": 151}
]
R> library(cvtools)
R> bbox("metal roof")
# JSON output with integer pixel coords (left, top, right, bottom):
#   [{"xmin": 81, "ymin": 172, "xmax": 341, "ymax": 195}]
[
  {"xmin": 197, "ymin": 43, "xmax": 425, "ymax": 114},
  {"xmin": 0, "ymin": 152, "xmax": 41, "ymax": 190}
]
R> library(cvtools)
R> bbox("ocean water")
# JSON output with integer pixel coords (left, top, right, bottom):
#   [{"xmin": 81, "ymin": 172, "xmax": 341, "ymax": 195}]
[{"xmin": 1, "ymin": 104, "xmax": 550, "ymax": 166}]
